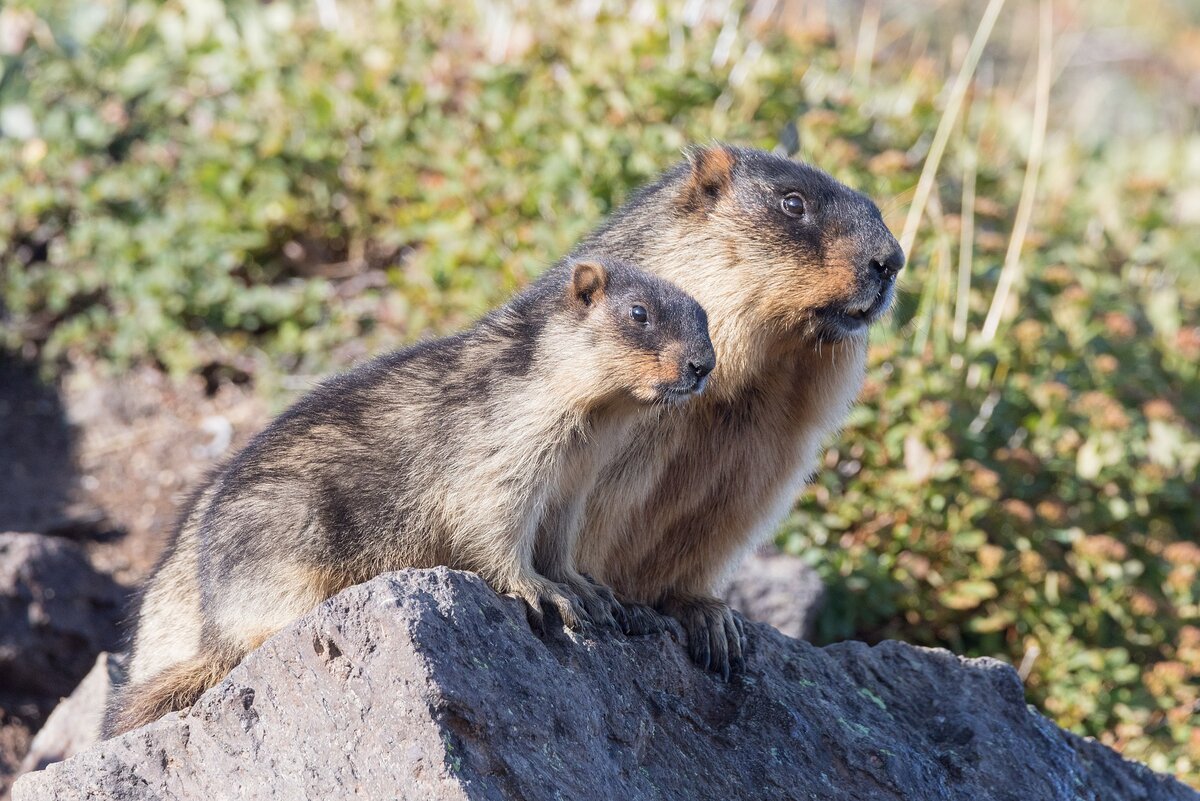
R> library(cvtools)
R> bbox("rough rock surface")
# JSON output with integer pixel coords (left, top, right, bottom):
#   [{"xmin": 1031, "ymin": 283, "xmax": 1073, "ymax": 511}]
[
  {"xmin": 0, "ymin": 532, "xmax": 127, "ymax": 799},
  {"xmin": 15, "ymin": 569, "xmax": 1198, "ymax": 801},
  {"xmin": 724, "ymin": 547, "xmax": 825, "ymax": 640},
  {"xmin": 0, "ymin": 533, "xmax": 125, "ymax": 700},
  {"xmin": 16, "ymin": 653, "xmax": 119, "ymax": 776}
]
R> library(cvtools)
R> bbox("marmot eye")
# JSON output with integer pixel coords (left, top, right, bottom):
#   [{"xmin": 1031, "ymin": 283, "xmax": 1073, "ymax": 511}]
[
  {"xmin": 781, "ymin": 193, "xmax": 805, "ymax": 218},
  {"xmin": 630, "ymin": 305, "xmax": 649, "ymax": 324}
]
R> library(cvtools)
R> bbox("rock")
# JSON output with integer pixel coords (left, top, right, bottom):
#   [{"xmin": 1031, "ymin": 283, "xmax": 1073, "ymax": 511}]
[
  {"xmin": 723, "ymin": 547, "xmax": 825, "ymax": 640},
  {"xmin": 0, "ymin": 533, "xmax": 126, "ymax": 700},
  {"xmin": 0, "ymin": 533, "xmax": 127, "ymax": 798},
  {"xmin": 14, "ymin": 568, "xmax": 1197, "ymax": 801},
  {"xmin": 1063, "ymin": 731, "xmax": 1192, "ymax": 800},
  {"xmin": 16, "ymin": 653, "xmax": 120, "ymax": 776}
]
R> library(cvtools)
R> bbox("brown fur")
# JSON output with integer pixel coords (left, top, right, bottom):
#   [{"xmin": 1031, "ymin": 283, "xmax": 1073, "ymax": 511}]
[{"xmin": 108, "ymin": 649, "xmax": 242, "ymax": 735}]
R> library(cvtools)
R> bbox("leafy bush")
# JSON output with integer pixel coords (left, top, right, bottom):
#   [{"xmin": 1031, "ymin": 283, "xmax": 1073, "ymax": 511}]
[{"xmin": 1, "ymin": 0, "xmax": 1197, "ymax": 784}]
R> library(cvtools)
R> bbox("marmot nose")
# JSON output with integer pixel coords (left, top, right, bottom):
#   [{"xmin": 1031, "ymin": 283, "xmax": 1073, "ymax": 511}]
[
  {"xmin": 688, "ymin": 357, "xmax": 714, "ymax": 381},
  {"xmin": 870, "ymin": 244, "xmax": 905, "ymax": 282}
]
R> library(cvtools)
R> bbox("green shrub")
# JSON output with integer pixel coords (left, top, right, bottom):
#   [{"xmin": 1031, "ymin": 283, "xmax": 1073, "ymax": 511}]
[{"xmin": 1, "ymin": 0, "xmax": 1197, "ymax": 784}]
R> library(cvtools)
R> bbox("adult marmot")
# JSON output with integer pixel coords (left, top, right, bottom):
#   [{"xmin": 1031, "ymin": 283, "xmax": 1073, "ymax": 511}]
[{"xmin": 568, "ymin": 145, "xmax": 904, "ymax": 679}]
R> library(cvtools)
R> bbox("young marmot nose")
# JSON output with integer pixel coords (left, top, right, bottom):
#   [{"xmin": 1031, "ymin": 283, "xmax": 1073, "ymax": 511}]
[{"xmin": 687, "ymin": 350, "xmax": 715, "ymax": 391}]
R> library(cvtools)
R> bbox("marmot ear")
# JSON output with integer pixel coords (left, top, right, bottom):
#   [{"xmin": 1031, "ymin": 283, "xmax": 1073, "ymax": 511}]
[
  {"xmin": 679, "ymin": 145, "xmax": 735, "ymax": 213},
  {"xmin": 570, "ymin": 259, "xmax": 608, "ymax": 307}
]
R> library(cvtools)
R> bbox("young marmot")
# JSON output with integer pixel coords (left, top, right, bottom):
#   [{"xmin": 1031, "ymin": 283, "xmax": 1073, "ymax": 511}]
[
  {"xmin": 107, "ymin": 255, "xmax": 715, "ymax": 736},
  {"xmin": 563, "ymin": 145, "xmax": 905, "ymax": 679}
]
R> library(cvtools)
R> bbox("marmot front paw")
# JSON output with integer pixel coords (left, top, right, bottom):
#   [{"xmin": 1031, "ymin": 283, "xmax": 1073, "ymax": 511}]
[{"xmin": 660, "ymin": 594, "xmax": 746, "ymax": 681}]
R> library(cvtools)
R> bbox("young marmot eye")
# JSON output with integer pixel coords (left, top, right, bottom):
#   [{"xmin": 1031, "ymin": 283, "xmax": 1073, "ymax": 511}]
[
  {"xmin": 781, "ymin": 193, "xmax": 805, "ymax": 218},
  {"xmin": 630, "ymin": 305, "xmax": 649, "ymax": 324}
]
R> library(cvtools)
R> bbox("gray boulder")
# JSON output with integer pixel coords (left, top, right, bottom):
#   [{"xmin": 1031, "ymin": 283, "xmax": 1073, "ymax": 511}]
[
  {"xmin": 16, "ymin": 652, "xmax": 120, "ymax": 776},
  {"xmin": 724, "ymin": 547, "xmax": 825, "ymax": 640},
  {"xmin": 0, "ymin": 533, "xmax": 125, "ymax": 699},
  {"xmin": 14, "ymin": 568, "xmax": 1197, "ymax": 801}
]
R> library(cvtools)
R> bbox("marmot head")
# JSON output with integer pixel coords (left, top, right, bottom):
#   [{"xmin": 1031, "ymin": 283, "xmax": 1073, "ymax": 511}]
[
  {"xmin": 663, "ymin": 145, "xmax": 904, "ymax": 344},
  {"xmin": 566, "ymin": 256, "xmax": 715, "ymax": 406}
]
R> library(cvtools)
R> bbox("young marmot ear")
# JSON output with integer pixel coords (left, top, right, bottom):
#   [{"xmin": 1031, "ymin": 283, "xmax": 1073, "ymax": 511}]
[
  {"xmin": 678, "ymin": 145, "xmax": 736, "ymax": 213},
  {"xmin": 570, "ymin": 259, "xmax": 609, "ymax": 307}
]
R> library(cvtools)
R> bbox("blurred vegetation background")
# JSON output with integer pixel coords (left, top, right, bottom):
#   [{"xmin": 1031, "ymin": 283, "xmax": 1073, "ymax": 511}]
[{"xmin": 1, "ymin": 0, "xmax": 1197, "ymax": 784}]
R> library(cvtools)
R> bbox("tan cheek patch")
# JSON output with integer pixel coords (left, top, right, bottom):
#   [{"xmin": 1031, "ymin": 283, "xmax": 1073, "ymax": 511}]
[
  {"xmin": 818, "ymin": 235, "xmax": 875, "ymax": 305},
  {"xmin": 579, "ymin": 323, "xmax": 691, "ymax": 402},
  {"xmin": 609, "ymin": 350, "xmax": 672, "ymax": 398},
  {"xmin": 754, "ymin": 243, "xmax": 863, "ymax": 323},
  {"xmin": 805, "ymin": 257, "xmax": 862, "ymax": 307},
  {"xmin": 656, "ymin": 361, "xmax": 680, "ymax": 387},
  {"xmin": 655, "ymin": 341, "xmax": 685, "ymax": 386}
]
